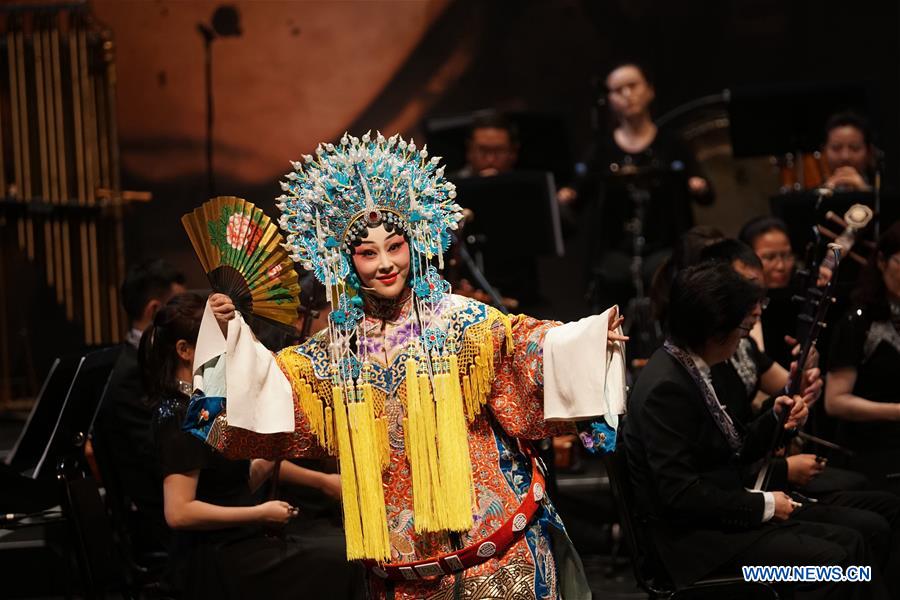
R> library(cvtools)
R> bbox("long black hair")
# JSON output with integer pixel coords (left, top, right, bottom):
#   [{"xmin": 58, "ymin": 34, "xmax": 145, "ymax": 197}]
[
  {"xmin": 138, "ymin": 292, "xmax": 205, "ymax": 403},
  {"xmin": 854, "ymin": 221, "xmax": 900, "ymax": 322}
]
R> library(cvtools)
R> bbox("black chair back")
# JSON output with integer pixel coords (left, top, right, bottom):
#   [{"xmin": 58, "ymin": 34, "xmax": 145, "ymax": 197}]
[
  {"xmin": 605, "ymin": 418, "xmax": 779, "ymax": 600},
  {"xmin": 602, "ymin": 420, "xmax": 674, "ymax": 597}
]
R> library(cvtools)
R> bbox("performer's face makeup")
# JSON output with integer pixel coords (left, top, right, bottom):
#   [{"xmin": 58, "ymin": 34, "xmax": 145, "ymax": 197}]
[{"xmin": 352, "ymin": 224, "xmax": 410, "ymax": 299}]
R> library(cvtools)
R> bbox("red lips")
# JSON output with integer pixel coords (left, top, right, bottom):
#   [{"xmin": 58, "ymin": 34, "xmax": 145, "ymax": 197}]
[{"xmin": 376, "ymin": 273, "xmax": 398, "ymax": 285}]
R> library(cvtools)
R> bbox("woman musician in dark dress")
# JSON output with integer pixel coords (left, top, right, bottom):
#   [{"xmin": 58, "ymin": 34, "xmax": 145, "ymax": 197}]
[
  {"xmin": 583, "ymin": 62, "xmax": 714, "ymax": 312},
  {"xmin": 826, "ymin": 222, "xmax": 900, "ymax": 492},
  {"xmin": 140, "ymin": 292, "xmax": 363, "ymax": 599}
]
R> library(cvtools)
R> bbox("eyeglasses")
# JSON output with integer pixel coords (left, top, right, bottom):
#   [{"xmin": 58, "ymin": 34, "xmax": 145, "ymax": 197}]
[
  {"xmin": 471, "ymin": 145, "xmax": 514, "ymax": 158},
  {"xmin": 759, "ymin": 251, "xmax": 795, "ymax": 264}
]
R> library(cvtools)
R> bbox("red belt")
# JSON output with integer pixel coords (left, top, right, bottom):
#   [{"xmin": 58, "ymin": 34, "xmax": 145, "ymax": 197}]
[{"xmin": 363, "ymin": 444, "xmax": 546, "ymax": 582}]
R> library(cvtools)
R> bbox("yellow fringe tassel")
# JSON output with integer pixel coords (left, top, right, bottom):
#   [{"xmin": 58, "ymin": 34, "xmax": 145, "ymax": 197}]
[
  {"xmin": 404, "ymin": 360, "xmax": 433, "ymax": 530},
  {"xmin": 324, "ymin": 405, "xmax": 334, "ymax": 455},
  {"xmin": 349, "ymin": 384, "xmax": 391, "ymax": 561},
  {"xmin": 376, "ymin": 417, "xmax": 390, "ymax": 469},
  {"xmin": 332, "ymin": 386, "xmax": 364, "ymax": 560},
  {"xmin": 418, "ymin": 371, "xmax": 447, "ymax": 529},
  {"xmin": 435, "ymin": 354, "xmax": 474, "ymax": 531}
]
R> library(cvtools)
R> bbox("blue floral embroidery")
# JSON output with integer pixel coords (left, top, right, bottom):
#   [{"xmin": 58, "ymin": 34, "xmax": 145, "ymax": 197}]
[
  {"xmin": 422, "ymin": 327, "xmax": 447, "ymax": 352},
  {"xmin": 411, "ymin": 265, "xmax": 449, "ymax": 303},
  {"xmin": 182, "ymin": 394, "xmax": 225, "ymax": 442},
  {"xmin": 329, "ymin": 294, "xmax": 364, "ymax": 332},
  {"xmin": 577, "ymin": 420, "xmax": 616, "ymax": 454},
  {"xmin": 298, "ymin": 296, "xmax": 491, "ymax": 394},
  {"xmin": 337, "ymin": 355, "xmax": 361, "ymax": 381}
]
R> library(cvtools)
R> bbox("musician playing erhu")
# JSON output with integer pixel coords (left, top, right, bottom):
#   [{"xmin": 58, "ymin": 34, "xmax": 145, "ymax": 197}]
[
  {"xmin": 189, "ymin": 133, "xmax": 627, "ymax": 599},
  {"xmin": 624, "ymin": 262, "xmax": 888, "ymax": 599}
]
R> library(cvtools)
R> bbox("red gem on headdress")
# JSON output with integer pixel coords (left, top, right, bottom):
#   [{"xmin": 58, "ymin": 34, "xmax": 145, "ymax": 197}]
[{"xmin": 368, "ymin": 210, "xmax": 379, "ymax": 222}]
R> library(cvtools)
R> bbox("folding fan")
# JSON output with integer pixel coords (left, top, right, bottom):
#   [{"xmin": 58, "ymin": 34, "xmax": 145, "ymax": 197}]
[{"xmin": 181, "ymin": 196, "xmax": 301, "ymax": 326}]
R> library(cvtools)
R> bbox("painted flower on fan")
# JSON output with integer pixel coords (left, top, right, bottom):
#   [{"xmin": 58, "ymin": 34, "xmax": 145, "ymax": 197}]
[
  {"xmin": 329, "ymin": 294, "xmax": 364, "ymax": 332},
  {"xmin": 226, "ymin": 214, "xmax": 263, "ymax": 253},
  {"xmin": 267, "ymin": 264, "xmax": 283, "ymax": 280}
]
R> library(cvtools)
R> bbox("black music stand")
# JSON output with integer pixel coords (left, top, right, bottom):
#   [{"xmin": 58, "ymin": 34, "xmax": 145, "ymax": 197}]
[
  {"xmin": 728, "ymin": 82, "xmax": 869, "ymax": 157},
  {"xmin": 32, "ymin": 346, "xmax": 122, "ymax": 480},
  {"xmin": 453, "ymin": 171, "xmax": 564, "ymax": 258},
  {"xmin": 423, "ymin": 111, "xmax": 575, "ymax": 185},
  {"xmin": 4, "ymin": 356, "xmax": 81, "ymax": 473},
  {"xmin": 452, "ymin": 171, "xmax": 563, "ymax": 312}
]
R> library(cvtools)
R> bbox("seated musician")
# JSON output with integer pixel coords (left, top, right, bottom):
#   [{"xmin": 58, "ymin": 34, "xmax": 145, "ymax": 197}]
[
  {"xmin": 703, "ymin": 240, "xmax": 900, "ymax": 596},
  {"xmin": 624, "ymin": 262, "xmax": 885, "ymax": 598},
  {"xmin": 456, "ymin": 113, "xmax": 519, "ymax": 179},
  {"xmin": 826, "ymin": 222, "xmax": 900, "ymax": 492},
  {"xmin": 823, "ymin": 112, "xmax": 876, "ymax": 193},
  {"xmin": 141, "ymin": 293, "xmax": 364, "ymax": 599},
  {"xmin": 739, "ymin": 216, "xmax": 799, "ymax": 368}
]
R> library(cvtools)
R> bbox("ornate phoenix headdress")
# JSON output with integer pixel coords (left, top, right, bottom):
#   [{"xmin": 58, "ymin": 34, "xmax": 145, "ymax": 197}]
[{"xmin": 277, "ymin": 131, "xmax": 463, "ymax": 320}]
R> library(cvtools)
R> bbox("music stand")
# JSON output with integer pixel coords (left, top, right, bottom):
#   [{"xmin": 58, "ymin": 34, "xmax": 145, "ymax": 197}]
[
  {"xmin": 453, "ymin": 171, "xmax": 564, "ymax": 258},
  {"xmin": 423, "ymin": 110, "xmax": 575, "ymax": 185},
  {"xmin": 4, "ymin": 356, "xmax": 81, "ymax": 473},
  {"xmin": 728, "ymin": 82, "xmax": 869, "ymax": 157},
  {"xmin": 31, "ymin": 346, "xmax": 121, "ymax": 480}
]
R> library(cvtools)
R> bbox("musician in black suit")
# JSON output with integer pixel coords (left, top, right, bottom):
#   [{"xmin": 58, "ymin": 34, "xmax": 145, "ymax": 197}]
[
  {"xmin": 624, "ymin": 262, "xmax": 885, "ymax": 598},
  {"xmin": 702, "ymin": 239, "xmax": 900, "ymax": 596}
]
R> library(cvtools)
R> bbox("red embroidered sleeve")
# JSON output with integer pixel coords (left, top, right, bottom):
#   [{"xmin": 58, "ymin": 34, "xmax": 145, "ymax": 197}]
[{"xmin": 487, "ymin": 314, "xmax": 575, "ymax": 440}]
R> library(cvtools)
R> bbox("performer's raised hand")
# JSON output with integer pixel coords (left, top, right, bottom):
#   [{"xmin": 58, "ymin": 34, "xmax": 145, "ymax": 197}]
[
  {"xmin": 255, "ymin": 500, "xmax": 299, "ymax": 525},
  {"xmin": 210, "ymin": 293, "xmax": 236, "ymax": 336},
  {"xmin": 607, "ymin": 306, "xmax": 629, "ymax": 344}
]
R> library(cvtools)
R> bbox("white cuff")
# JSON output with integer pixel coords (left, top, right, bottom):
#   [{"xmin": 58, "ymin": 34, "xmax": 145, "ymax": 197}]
[{"xmin": 761, "ymin": 491, "xmax": 775, "ymax": 522}]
